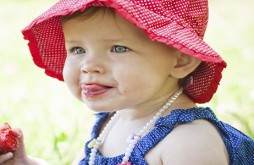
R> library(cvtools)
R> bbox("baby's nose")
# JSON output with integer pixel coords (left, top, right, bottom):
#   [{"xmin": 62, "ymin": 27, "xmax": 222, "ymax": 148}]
[{"xmin": 80, "ymin": 58, "xmax": 105, "ymax": 74}]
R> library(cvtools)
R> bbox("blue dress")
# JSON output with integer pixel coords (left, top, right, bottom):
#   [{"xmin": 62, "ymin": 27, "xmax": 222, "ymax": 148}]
[{"xmin": 79, "ymin": 107, "xmax": 254, "ymax": 165}]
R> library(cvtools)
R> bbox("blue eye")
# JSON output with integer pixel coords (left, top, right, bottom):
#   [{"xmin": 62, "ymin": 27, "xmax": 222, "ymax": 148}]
[
  {"xmin": 112, "ymin": 45, "xmax": 129, "ymax": 53},
  {"xmin": 71, "ymin": 47, "xmax": 86, "ymax": 55}
]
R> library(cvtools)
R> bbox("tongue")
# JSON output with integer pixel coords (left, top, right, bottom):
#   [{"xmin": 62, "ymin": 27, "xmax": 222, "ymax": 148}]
[
  {"xmin": 85, "ymin": 84, "xmax": 108, "ymax": 91},
  {"xmin": 84, "ymin": 84, "xmax": 109, "ymax": 92}
]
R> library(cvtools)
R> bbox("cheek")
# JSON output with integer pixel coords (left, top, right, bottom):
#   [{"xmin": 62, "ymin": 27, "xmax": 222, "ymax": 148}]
[
  {"xmin": 63, "ymin": 59, "xmax": 75, "ymax": 82},
  {"xmin": 113, "ymin": 59, "xmax": 173, "ymax": 97},
  {"xmin": 114, "ymin": 66, "xmax": 153, "ymax": 95},
  {"xmin": 63, "ymin": 60, "xmax": 82, "ymax": 100}
]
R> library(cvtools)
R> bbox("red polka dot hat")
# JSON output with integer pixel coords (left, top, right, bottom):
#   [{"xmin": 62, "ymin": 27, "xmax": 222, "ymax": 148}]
[{"xmin": 22, "ymin": 0, "xmax": 227, "ymax": 103}]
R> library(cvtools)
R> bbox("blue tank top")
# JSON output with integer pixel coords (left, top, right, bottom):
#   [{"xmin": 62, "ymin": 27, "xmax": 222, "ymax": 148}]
[{"xmin": 79, "ymin": 107, "xmax": 254, "ymax": 165}]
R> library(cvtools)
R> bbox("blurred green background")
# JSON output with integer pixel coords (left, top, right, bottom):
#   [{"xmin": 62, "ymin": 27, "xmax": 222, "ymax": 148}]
[{"xmin": 0, "ymin": 0, "xmax": 253, "ymax": 164}]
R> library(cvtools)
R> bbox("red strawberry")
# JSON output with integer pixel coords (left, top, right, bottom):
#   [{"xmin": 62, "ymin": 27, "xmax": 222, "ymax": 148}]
[{"xmin": 0, "ymin": 123, "xmax": 19, "ymax": 154}]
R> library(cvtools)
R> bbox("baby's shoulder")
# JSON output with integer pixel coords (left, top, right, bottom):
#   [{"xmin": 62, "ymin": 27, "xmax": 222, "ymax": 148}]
[{"xmin": 158, "ymin": 119, "xmax": 229, "ymax": 165}]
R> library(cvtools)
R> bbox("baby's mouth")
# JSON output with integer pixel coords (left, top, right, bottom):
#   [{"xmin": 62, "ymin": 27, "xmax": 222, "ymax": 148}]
[{"xmin": 81, "ymin": 83, "xmax": 112, "ymax": 96}]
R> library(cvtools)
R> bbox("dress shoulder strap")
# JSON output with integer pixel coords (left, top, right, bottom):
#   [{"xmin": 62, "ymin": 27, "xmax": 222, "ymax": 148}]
[
  {"xmin": 135, "ymin": 107, "xmax": 216, "ymax": 156},
  {"xmin": 91, "ymin": 112, "xmax": 110, "ymax": 138}
]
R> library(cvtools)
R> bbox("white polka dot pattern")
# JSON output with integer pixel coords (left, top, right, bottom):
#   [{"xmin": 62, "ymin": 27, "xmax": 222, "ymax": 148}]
[{"xmin": 22, "ymin": 0, "xmax": 227, "ymax": 103}]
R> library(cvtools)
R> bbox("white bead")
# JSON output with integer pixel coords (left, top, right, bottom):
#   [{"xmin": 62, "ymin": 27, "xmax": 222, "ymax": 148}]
[
  {"xmin": 159, "ymin": 109, "xmax": 164, "ymax": 113},
  {"xmin": 97, "ymin": 136, "xmax": 102, "ymax": 141},
  {"xmin": 134, "ymin": 135, "xmax": 140, "ymax": 140},
  {"xmin": 90, "ymin": 156, "xmax": 95, "ymax": 161},
  {"xmin": 165, "ymin": 102, "xmax": 171, "ymax": 106},
  {"xmin": 89, "ymin": 160, "xmax": 94, "ymax": 165},
  {"xmin": 150, "ymin": 119, "xmax": 154, "ymax": 123},
  {"xmin": 126, "ymin": 147, "xmax": 132, "ymax": 153},
  {"xmin": 122, "ymin": 156, "xmax": 129, "ymax": 162},
  {"xmin": 125, "ymin": 152, "xmax": 131, "ymax": 157}
]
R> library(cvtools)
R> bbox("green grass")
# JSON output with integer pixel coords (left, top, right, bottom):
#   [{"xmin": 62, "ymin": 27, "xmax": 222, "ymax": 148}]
[{"xmin": 0, "ymin": 1, "xmax": 254, "ymax": 164}]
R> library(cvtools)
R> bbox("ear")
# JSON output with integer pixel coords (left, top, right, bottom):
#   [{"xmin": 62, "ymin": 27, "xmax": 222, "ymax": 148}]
[{"xmin": 170, "ymin": 53, "xmax": 201, "ymax": 79}]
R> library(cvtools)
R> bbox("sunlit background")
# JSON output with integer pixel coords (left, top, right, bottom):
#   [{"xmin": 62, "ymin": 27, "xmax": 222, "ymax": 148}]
[{"xmin": 0, "ymin": 0, "xmax": 253, "ymax": 164}]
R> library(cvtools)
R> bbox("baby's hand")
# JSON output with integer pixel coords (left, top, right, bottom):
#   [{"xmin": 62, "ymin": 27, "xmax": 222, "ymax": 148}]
[
  {"xmin": 0, "ymin": 124, "xmax": 48, "ymax": 165},
  {"xmin": 0, "ymin": 123, "xmax": 29, "ymax": 165}
]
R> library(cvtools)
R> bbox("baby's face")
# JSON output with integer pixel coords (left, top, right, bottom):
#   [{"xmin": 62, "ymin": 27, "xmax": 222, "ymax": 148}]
[{"xmin": 62, "ymin": 8, "xmax": 179, "ymax": 112}]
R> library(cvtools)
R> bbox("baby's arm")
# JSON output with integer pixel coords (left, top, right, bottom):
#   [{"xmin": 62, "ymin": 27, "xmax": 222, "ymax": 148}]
[
  {"xmin": 0, "ymin": 129, "xmax": 49, "ymax": 165},
  {"xmin": 0, "ymin": 154, "xmax": 48, "ymax": 165},
  {"xmin": 26, "ymin": 156, "xmax": 49, "ymax": 165},
  {"xmin": 160, "ymin": 120, "xmax": 229, "ymax": 165}
]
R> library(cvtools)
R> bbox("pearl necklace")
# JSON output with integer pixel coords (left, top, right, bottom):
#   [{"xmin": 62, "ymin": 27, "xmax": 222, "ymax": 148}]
[{"xmin": 88, "ymin": 88, "xmax": 183, "ymax": 165}]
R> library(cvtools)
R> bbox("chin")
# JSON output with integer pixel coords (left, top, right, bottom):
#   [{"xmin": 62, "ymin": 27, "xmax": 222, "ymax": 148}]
[{"xmin": 85, "ymin": 103, "xmax": 115, "ymax": 113}]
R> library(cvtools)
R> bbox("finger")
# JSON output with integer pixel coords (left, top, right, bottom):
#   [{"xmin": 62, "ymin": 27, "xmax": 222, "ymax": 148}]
[
  {"xmin": 0, "ymin": 152, "xmax": 13, "ymax": 163},
  {"xmin": 12, "ymin": 129, "xmax": 27, "ymax": 158},
  {"xmin": 12, "ymin": 128, "xmax": 22, "ymax": 138}
]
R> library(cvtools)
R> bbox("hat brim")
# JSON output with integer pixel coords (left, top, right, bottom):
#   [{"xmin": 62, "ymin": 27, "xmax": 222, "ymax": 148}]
[{"xmin": 22, "ymin": 0, "xmax": 226, "ymax": 103}]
